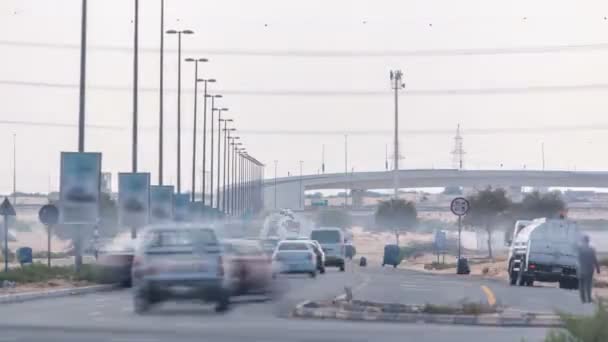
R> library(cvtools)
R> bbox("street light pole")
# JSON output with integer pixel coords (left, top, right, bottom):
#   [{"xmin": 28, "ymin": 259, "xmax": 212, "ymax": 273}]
[
  {"xmin": 223, "ymin": 125, "xmax": 235, "ymax": 212},
  {"xmin": 344, "ymin": 134, "xmax": 348, "ymax": 207},
  {"xmin": 78, "ymin": 0, "xmax": 87, "ymax": 153},
  {"xmin": 132, "ymin": 0, "xmax": 139, "ymax": 173},
  {"xmin": 273, "ymin": 160, "xmax": 278, "ymax": 209},
  {"xmin": 158, "ymin": 0, "xmax": 164, "ymax": 185},
  {"xmin": 216, "ymin": 108, "xmax": 229, "ymax": 211},
  {"xmin": 166, "ymin": 29, "xmax": 194, "ymax": 194},
  {"xmin": 199, "ymin": 79, "xmax": 215, "ymax": 206},
  {"xmin": 185, "ymin": 58, "xmax": 209, "ymax": 201},
  {"xmin": 299, "ymin": 160, "xmax": 303, "ymax": 209},
  {"xmin": 389, "ymin": 70, "xmax": 405, "ymax": 199}
]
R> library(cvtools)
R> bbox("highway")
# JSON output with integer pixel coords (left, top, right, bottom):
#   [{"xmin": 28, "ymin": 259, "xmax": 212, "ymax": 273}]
[{"xmin": 0, "ymin": 263, "xmax": 571, "ymax": 342}]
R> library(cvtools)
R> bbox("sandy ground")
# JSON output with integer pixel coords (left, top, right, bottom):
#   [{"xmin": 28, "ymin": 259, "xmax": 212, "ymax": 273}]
[
  {"xmin": 8, "ymin": 226, "xmax": 71, "ymax": 253},
  {"xmin": 0, "ymin": 279, "xmax": 94, "ymax": 295}
]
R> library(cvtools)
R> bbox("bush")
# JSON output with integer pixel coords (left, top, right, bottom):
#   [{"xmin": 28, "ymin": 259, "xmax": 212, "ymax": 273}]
[
  {"xmin": 545, "ymin": 299, "xmax": 608, "ymax": 342},
  {"xmin": 31, "ymin": 251, "xmax": 69, "ymax": 259},
  {"xmin": 0, "ymin": 249, "xmax": 16, "ymax": 262},
  {"xmin": 0, "ymin": 263, "xmax": 105, "ymax": 284},
  {"xmin": 423, "ymin": 301, "xmax": 495, "ymax": 315},
  {"xmin": 424, "ymin": 262, "xmax": 457, "ymax": 270}
]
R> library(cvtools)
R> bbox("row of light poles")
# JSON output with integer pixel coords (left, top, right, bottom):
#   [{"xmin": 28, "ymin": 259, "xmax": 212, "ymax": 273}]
[{"xmin": 76, "ymin": 0, "xmax": 264, "ymax": 218}]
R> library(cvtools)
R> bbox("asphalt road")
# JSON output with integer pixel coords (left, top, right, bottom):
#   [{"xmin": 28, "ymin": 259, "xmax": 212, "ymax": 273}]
[
  {"xmin": 354, "ymin": 264, "xmax": 596, "ymax": 316},
  {"xmin": 0, "ymin": 264, "xmax": 557, "ymax": 342}
]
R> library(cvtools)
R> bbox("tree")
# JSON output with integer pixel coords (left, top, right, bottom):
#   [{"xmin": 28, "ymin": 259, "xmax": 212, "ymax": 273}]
[
  {"xmin": 516, "ymin": 191, "xmax": 566, "ymax": 220},
  {"xmin": 374, "ymin": 199, "xmax": 418, "ymax": 245},
  {"xmin": 464, "ymin": 187, "xmax": 511, "ymax": 259},
  {"xmin": 316, "ymin": 209, "xmax": 351, "ymax": 229}
]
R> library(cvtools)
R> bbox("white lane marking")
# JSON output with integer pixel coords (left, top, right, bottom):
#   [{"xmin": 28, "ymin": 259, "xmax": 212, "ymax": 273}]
[
  {"xmin": 334, "ymin": 274, "xmax": 371, "ymax": 301},
  {"xmin": 110, "ymin": 338, "xmax": 158, "ymax": 342},
  {"xmin": 400, "ymin": 285, "xmax": 433, "ymax": 292},
  {"xmin": 88, "ymin": 311, "xmax": 102, "ymax": 316}
]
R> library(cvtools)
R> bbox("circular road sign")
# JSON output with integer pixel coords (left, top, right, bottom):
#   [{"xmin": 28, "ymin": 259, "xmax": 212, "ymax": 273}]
[
  {"xmin": 38, "ymin": 204, "xmax": 59, "ymax": 225},
  {"xmin": 450, "ymin": 197, "xmax": 470, "ymax": 216}
]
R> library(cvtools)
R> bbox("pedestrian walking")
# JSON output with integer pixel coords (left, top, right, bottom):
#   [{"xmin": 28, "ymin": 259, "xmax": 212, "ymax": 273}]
[{"xmin": 577, "ymin": 235, "xmax": 600, "ymax": 303}]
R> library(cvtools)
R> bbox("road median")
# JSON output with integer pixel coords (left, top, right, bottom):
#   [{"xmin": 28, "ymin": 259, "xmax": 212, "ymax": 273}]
[{"xmin": 292, "ymin": 299, "xmax": 563, "ymax": 327}]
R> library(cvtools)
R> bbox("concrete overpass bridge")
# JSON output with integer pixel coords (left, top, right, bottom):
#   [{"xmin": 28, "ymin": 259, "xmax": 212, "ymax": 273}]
[{"xmin": 263, "ymin": 169, "xmax": 608, "ymax": 210}]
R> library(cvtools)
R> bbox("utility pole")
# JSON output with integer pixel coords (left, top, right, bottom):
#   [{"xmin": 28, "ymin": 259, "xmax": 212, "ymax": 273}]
[
  {"xmin": 389, "ymin": 70, "xmax": 404, "ymax": 199},
  {"xmin": 541, "ymin": 142, "xmax": 545, "ymax": 171},
  {"xmin": 76, "ymin": 0, "xmax": 88, "ymax": 274},
  {"xmin": 344, "ymin": 134, "xmax": 348, "ymax": 207},
  {"xmin": 299, "ymin": 160, "xmax": 303, "ymax": 209},
  {"xmin": 12, "ymin": 134, "xmax": 16, "ymax": 205},
  {"xmin": 274, "ymin": 160, "xmax": 278, "ymax": 209},
  {"xmin": 321, "ymin": 144, "xmax": 325, "ymax": 174},
  {"xmin": 385, "ymin": 144, "xmax": 388, "ymax": 171}
]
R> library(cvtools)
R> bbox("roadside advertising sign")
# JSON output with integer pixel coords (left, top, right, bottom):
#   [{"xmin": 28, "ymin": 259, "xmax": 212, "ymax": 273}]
[
  {"xmin": 150, "ymin": 185, "xmax": 174, "ymax": 223},
  {"xmin": 59, "ymin": 152, "xmax": 102, "ymax": 224},
  {"xmin": 118, "ymin": 173, "xmax": 151, "ymax": 227}
]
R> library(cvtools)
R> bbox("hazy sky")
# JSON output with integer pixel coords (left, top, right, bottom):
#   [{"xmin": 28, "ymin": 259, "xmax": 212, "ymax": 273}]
[{"xmin": 2, "ymin": 0, "xmax": 608, "ymax": 194}]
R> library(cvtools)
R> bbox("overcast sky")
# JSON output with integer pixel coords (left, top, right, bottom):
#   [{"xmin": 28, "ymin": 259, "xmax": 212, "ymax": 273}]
[{"xmin": 2, "ymin": 0, "xmax": 608, "ymax": 194}]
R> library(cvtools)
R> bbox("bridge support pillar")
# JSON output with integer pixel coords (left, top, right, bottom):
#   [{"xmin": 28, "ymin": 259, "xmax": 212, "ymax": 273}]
[{"xmin": 351, "ymin": 189, "xmax": 366, "ymax": 209}]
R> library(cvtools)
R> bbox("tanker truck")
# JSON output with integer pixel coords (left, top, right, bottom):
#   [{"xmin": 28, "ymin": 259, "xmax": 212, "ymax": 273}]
[{"xmin": 506, "ymin": 218, "xmax": 581, "ymax": 289}]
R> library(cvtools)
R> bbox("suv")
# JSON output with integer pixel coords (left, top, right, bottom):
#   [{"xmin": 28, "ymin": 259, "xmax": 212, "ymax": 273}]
[
  {"xmin": 310, "ymin": 228, "xmax": 346, "ymax": 271},
  {"xmin": 131, "ymin": 225, "xmax": 229, "ymax": 313}
]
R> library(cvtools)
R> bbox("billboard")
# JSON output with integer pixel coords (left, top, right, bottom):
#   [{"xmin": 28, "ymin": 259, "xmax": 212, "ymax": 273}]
[
  {"xmin": 59, "ymin": 152, "xmax": 102, "ymax": 224},
  {"xmin": 174, "ymin": 194, "xmax": 190, "ymax": 221},
  {"xmin": 150, "ymin": 185, "xmax": 174, "ymax": 223},
  {"xmin": 118, "ymin": 173, "xmax": 150, "ymax": 227}
]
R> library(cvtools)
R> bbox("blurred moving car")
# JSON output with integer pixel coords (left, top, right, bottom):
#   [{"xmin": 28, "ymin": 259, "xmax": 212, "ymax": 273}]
[
  {"xmin": 131, "ymin": 224, "xmax": 229, "ymax": 313},
  {"xmin": 272, "ymin": 241, "xmax": 318, "ymax": 278},
  {"xmin": 310, "ymin": 227, "xmax": 346, "ymax": 271},
  {"xmin": 290, "ymin": 238, "xmax": 326, "ymax": 274},
  {"xmin": 96, "ymin": 235, "xmax": 137, "ymax": 287},
  {"xmin": 223, "ymin": 239, "xmax": 273, "ymax": 295},
  {"xmin": 260, "ymin": 238, "xmax": 280, "ymax": 256}
]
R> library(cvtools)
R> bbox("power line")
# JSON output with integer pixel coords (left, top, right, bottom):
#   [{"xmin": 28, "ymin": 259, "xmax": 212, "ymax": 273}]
[
  {"xmin": 2, "ymin": 118, "xmax": 608, "ymax": 136},
  {"xmin": 3, "ymin": 79, "xmax": 608, "ymax": 96},
  {"xmin": 4, "ymin": 39, "xmax": 608, "ymax": 57}
]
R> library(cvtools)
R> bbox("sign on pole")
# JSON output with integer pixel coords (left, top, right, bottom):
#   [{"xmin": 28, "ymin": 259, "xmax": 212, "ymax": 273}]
[
  {"xmin": 38, "ymin": 204, "xmax": 59, "ymax": 267},
  {"xmin": 450, "ymin": 197, "xmax": 470, "ymax": 217},
  {"xmin": 150, "ymin": 185, "xmax": 174, "ymax": 223},
  {"xmin": 1, "ymin": 198, "xmax": 16, "ymax": 272},
  {"xmin": 118, "ymin": 173, "xmax": 151, "ymax": 228},
  {"xmin": 174, "ymin": 194, "xmax": 190, "ymax": 222},
  {"xmin": 59, "ymin": 152, "xmax": 102, "ymax": 224}
]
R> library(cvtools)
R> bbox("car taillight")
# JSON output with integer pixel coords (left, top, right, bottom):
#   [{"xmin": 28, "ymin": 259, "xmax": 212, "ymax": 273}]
[
  {"xmin": 529, "ymin": 264, "xmax": 536, "ymax": 270},
  {"xmin": 218, "ymin": 256, "xmax": 224, "ymax": 277}
]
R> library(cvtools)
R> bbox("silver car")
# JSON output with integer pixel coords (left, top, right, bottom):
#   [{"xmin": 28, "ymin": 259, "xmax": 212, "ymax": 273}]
[{"xmin": 131, "ymin": 224, "xmax": 229, "ymax": 313}]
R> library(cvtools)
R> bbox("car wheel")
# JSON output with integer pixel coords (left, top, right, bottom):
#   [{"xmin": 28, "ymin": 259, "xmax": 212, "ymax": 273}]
[
  {"xmin": 382, "ymin": 263, "xmax": 385, "ymax": 267},
  {"xmin": 134, "ymin": 293, "xmax": 150, "ymax": 314},
  {"xmin": 339, "ymin": 265, "xmax": 345, "ymax": 272},
  {"xmin": 320, "ymin": 267, "xmax": 326, "ymax": 274},
  {"xmin": 310, "ymin": 271, "xmax": 317, "ymax": 278},
  {"xmin": 214, "ymin": 290, "xmax": 230, "ymax": 313},
  {"xmin": 526, "ymin": 279, "xmax": 534, "ymax": 287},
  {"xmin": 393, "ymin": 264, "xmax": 397, "ymax": 268}
]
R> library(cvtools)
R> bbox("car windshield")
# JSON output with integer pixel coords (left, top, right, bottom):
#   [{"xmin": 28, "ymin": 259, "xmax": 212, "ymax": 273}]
[
  {"xmin": 278, "ymin": 243, "xmax": 309, "ymax": 251},
  {"xmin": 311, "ymin": 231, "xmax": 341, "ymax": 244}
]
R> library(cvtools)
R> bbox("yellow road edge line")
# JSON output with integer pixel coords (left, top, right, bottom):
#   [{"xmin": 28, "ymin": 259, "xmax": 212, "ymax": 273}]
[{"xmin": 481, "ymin": 285, "xmax": 497, "ymax": 307}]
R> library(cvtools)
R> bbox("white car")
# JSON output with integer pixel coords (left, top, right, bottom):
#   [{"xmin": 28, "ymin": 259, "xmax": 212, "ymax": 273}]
[
  {"xmin": 131, "ymin": 224, "xmax": 230, "ymax": 313},
  {"xmin": 272, "ymin": 241, "xmax": 318, "ymax": 278}
]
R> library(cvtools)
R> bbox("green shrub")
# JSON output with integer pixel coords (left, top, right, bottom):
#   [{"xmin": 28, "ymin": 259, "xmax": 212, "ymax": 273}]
[
  {"xmin": 0, "ymin": 263, "xmax": 105, "ymax": 284},
  {"xmin": 545, "ymin": 299, "xmax": 608, "ymax": 342}
]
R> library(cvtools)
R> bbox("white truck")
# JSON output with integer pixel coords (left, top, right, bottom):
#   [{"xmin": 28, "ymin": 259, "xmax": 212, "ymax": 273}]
[{"xmin": 506, "ymin": 218, "xmax": 581, "ymax": 289}]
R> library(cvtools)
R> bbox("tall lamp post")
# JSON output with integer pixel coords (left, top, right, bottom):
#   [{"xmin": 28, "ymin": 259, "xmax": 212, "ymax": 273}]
[
  {"xmin": 166, "ymin": 28, "xmax": 194, "ymax": 194},
  {"xmin": 389, "ymin": 70, "xmax": 405, "ymax": 199},
  {"xmin": 222, "ymin": 123, "xmax": 235, "ymax": 212},
  {"xmin": 158, "ymin": 0, "xmax": 164, "ymax": 185},
  {"xmin": 185, "ymin": 58, "xmax": 209, "ymax": 201},
  {"xmin": 207, "ymin": 95, "xmax": 222, "ymax": 208},
  {"xmin": 197, "ymin": 78, "xmax": 216, "ymax": 206},
  {"xmin": 132, "ymin": 0, "xmax": 139, "ymax": 174},
  {"xmin": 216, "ymin": 108, "xmax": 229, "ymax": 211},
  {"xmin": 231, "ymin": 141, "xmax": 243, "ymax": 215},
  {"xmin": 299, "ymin": 160, "xmax": 303, "ymax": 209},
  {"xmin": 273, "ymin": 160, "xmax": 278, "ymax": 209},
  {"xmin": 227, "ymin": 136, "xmax": 239, "ymax": 215}
]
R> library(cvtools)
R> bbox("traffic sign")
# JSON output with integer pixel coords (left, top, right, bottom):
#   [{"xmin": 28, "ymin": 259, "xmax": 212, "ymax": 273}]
[
  {"xmin": 0, "ymin": 198, "xmax": 15, "ymax": 217},
  {"xmin": 39, "ymin": 204, "xmax": 59, "ymax": 226},
  {"xmin": 450, "ymin": 197, "xmax": 470, "ymax": 216}
]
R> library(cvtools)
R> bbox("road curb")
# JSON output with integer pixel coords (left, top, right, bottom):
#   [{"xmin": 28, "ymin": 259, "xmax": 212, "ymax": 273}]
[
  {"xmin": 0, "ymin": 284, "xmax": 119, "ymax": 305},
  {"xmin": 292, "ymin": 301, "xmax": 564, "ymax": 327}
]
